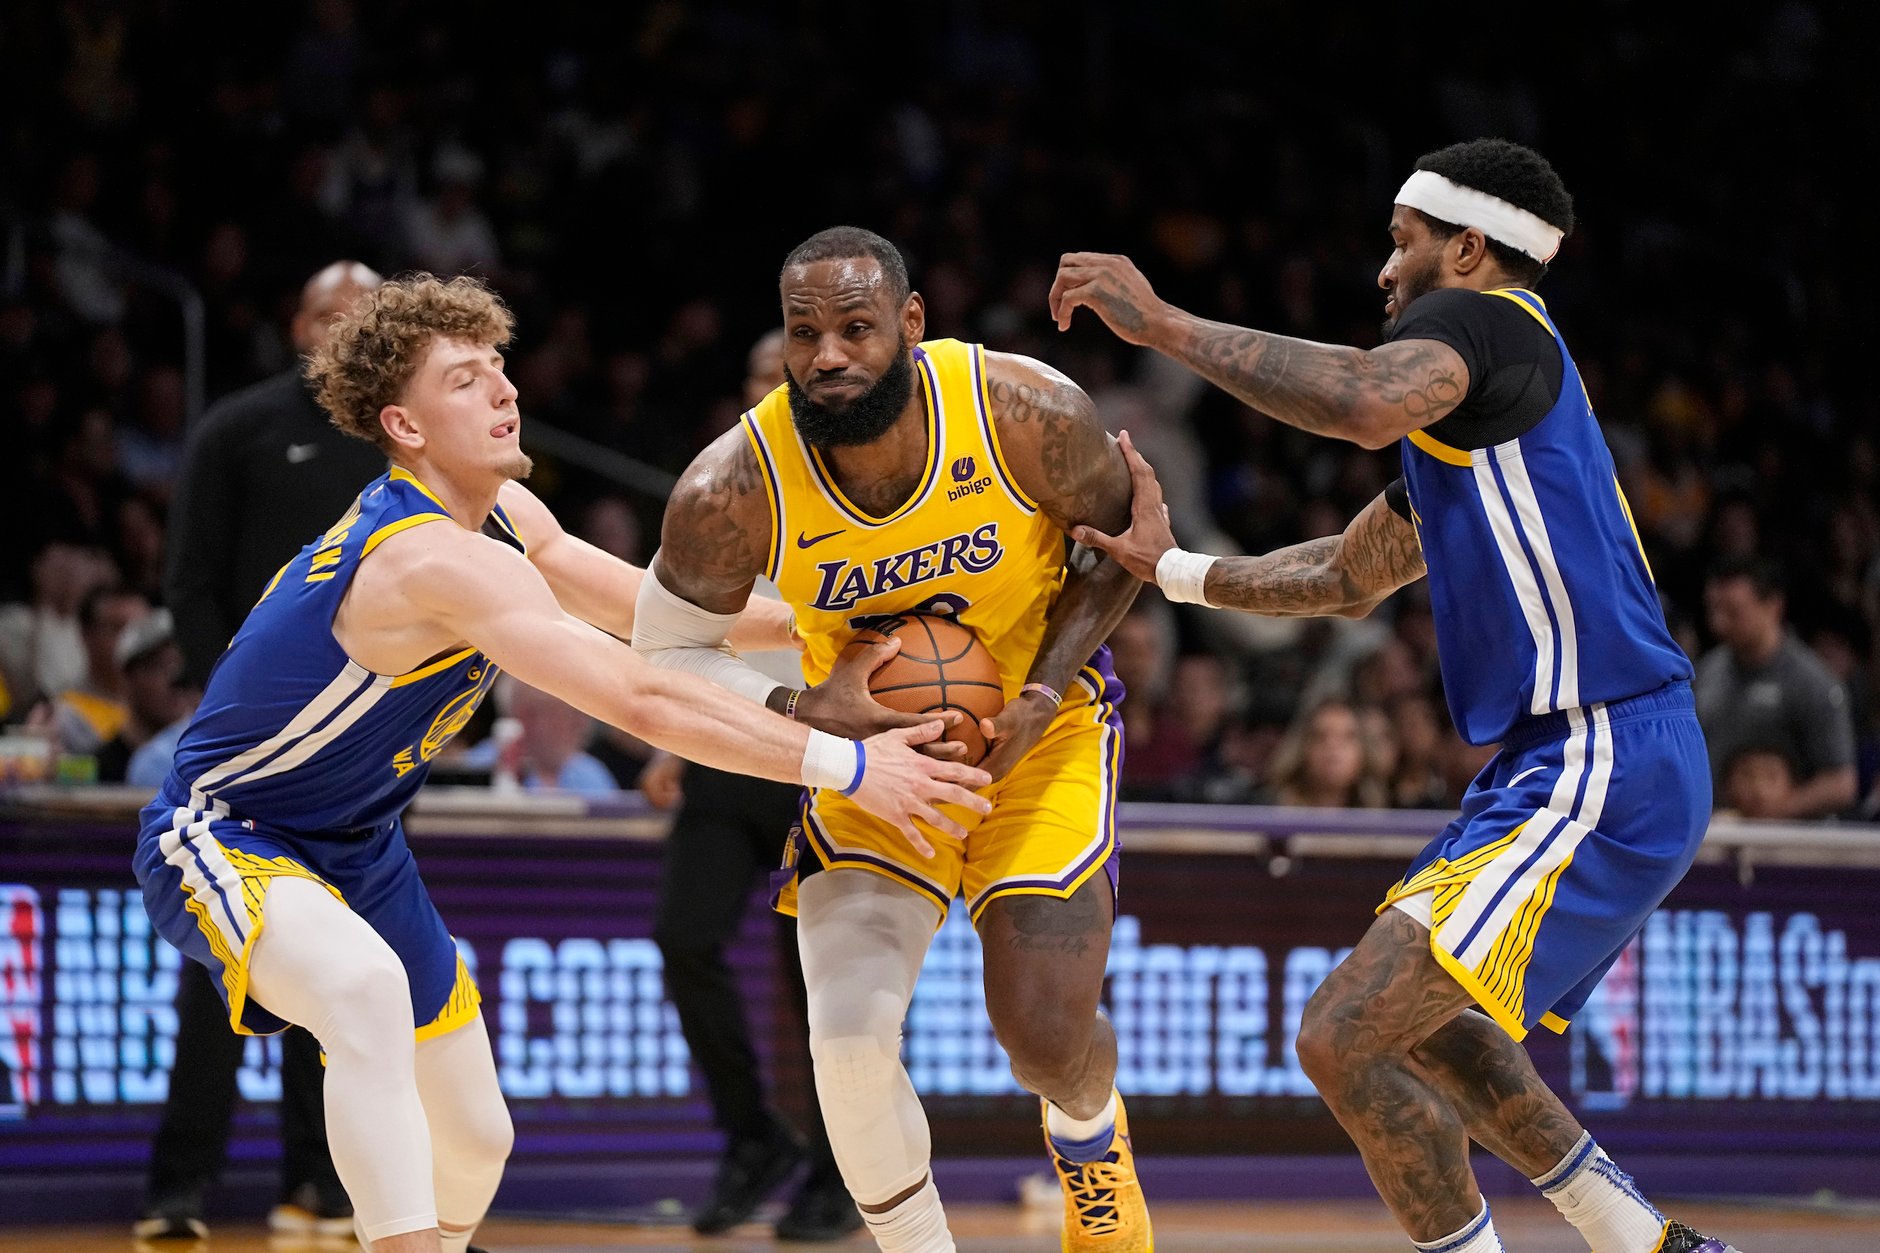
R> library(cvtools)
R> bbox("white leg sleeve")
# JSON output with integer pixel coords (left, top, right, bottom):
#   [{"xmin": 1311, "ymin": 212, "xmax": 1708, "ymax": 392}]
[
  {"xmin": 415, "ymin": 1013, "xmax": 513, "ymax": 1253},
  {"xmin": 246, "ymin": 876, "xmax": 436, "ymax": 1243},
  {"xmin": 797, "ymin": 869, "xmax": 942, "ymax": 1208}
]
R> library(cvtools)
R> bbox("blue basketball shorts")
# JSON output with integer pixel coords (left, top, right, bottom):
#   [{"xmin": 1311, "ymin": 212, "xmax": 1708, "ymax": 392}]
[
  {"xmin": 1380, "ymin": 681, "xmax": 1710, "ymax": 1040},
  {"xmin": 133, "ymin": 797, "xmax": 477, "ymax": 1039}
]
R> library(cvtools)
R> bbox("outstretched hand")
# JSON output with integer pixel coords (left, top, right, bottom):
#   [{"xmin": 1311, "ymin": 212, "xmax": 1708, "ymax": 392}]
[
  {"xmin": 1069, "ymin": 430, "xmax": 1178, "ymax": 584},
  {"xmin": 1048, "ymin": 252, "xmax": 1166, "ymax": 345},
  {"xmin": 852, "ymin": 719, "xmax": 994, "ymax": 859}
]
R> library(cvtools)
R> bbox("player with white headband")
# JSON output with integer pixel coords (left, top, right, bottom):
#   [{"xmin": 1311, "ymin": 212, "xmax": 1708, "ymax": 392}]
[{"xmin": 1050, "ymin": 138, "xmax": 1739, "ymax": 1253}]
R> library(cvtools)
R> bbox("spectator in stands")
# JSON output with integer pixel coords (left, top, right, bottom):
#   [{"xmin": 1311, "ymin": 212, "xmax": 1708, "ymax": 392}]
[
  {"xmin": 49, "ymin": 583, "xmax": 149, "ymax": 759},
  {"xmin": 1108, "ymin": 594, "xmax": 1186, "ymax": 799},
  {"xmin": 1256, "ymin": 698, "xmax": 1389, "ymax": 809},
  {"xmin": 0, "ymin": 541, "xmax": 117, "ymax": 720},
  {"xmin": 1695, "ymin": 554, "xmax": 1857, "ymax": 818},
  {"xmin": 1158, "ymin": 651, "xmax": 1244, "ymax": 801},
  {"xmin": 1383, "ymin": 691, "xmax": 1454, "ymax": 810},
  {"xmin": 1717, "ymin": 744, "xmax": 1798, "ymax": 820},
  {"xmin": 29, "ymin": 406, "xmax": 131, "ymax": 556},
  {"xmin": 479, "ymin": 675, "xmax": 621, "ymax": 796},
  {"xmin": 577, "ymin": 494, "xmax": 645, "ymax": 565},
  {"xmin": 569, "ymin": 492, "xmax": 660, "ymax": 786},
  {"xmin": 402, "ymin": 144, "xmax": 504, "ymax": 278},
  {"xmin": 94, "ymin": 607, "xmax": 186, "ymax": 786}
]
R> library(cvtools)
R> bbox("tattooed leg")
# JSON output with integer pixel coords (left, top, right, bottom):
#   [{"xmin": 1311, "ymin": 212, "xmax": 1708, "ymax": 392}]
[
  {"xmin": 977, "ymin": 879, "xmax": 1117, "ymax": 1117},
  {"xmin": 1296, "ymin": 908, "xmax": 1485, "ymax": 1242},
  {"xmin": 1410, "ymin": 1009, "xmax": 1588, "ymax": 1177}
]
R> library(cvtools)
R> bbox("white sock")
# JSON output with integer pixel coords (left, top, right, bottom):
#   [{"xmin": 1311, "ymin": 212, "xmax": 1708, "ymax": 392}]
[
  {"xmin": 861, "ymin": 1176, "xmax": 955, "ymax": 1253},
  {"xmin": 1532, "ymin": 1133, "xmax": 1667, "ymax": 1253},
  {"xmin": 1412, "ymin": 1200, "xmax": 1503, "ymax": 1253},
  {"xmin": 1046, "ymin": 1091, "xmax": 1117, "ymax": 1144}
]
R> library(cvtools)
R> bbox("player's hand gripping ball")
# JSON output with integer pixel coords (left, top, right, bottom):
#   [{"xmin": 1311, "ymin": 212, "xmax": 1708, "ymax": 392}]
[{"xmin": 839, "ymin": 612, "xmax": 1005, "ymax": 766}]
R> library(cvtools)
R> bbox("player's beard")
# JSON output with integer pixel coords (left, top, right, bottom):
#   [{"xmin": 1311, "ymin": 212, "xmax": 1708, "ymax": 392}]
[
  {"xmin": 501, "ymin": 451, "xmax": 534, "ymax": 480},
  {"xmin": 785, "ymin": 338, "xmax": 917, "ymax": 449},
  {"xmin": 1382, "ymin": 250, "xmax": 1444, "ymax": 338}
]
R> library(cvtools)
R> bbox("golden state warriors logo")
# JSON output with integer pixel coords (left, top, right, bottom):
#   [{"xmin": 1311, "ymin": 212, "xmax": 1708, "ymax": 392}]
[
  {"xmin": 808, "ymin": 523, "xmax": 1004, "ymax": 612},
  {"xmin": 393, "ymin": 662, "xmax": 499, "ymax": 776}
]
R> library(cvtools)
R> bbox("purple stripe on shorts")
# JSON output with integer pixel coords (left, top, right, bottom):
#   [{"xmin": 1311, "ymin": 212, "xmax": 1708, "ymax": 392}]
[
  {"xmin": 968, "ymin": 695, "xmax": 1125, "ymax": 916},
  {"xmin": 803, "ymin": 805, "xmax": 952, "ymax": 912}
]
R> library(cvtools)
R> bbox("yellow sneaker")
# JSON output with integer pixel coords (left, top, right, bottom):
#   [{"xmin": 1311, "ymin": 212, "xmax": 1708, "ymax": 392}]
[{"xmin": 1043, "ymin": 1092, "xmax": 1153, "ymax": 1251}]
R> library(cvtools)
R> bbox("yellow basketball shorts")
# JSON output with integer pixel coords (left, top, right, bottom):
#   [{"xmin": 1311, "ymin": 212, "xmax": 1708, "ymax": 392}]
[{"xmin": 774, "ymin": 659, "xmax": 1125, "ymax": 923}]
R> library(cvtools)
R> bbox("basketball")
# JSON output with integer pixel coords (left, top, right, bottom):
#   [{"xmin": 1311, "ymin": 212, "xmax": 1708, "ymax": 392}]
[{"xmin": 841, "ymin": 612, "xmax": 1007, "ymax": 765}]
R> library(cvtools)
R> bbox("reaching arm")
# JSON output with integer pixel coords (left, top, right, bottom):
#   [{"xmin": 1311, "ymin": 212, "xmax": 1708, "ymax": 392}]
[
  {"xmin": 497, "ymin": 480, "xmax": 798, "ymax": 652},
  {"xmin": 1201, "ymin": 493, "xmax": 1427, "ymax": 617},
  {"xmin": 977, "ymin": 352, "xmax": 1142, "ymax": 777},
  {"xmin": 1073, "ymin": 433, "xmax": 1425, "ymax": 619},
  {"xmin": 642, "ymin": 428, "xmax": 948, "ymax": 744},
  {"xmin": 1049, "ymin": 252, "xmax": 1471, "ymax": 449},
  {"xmin": 394, "ymin": 522, "xmax": 990, "ymax": 850}
]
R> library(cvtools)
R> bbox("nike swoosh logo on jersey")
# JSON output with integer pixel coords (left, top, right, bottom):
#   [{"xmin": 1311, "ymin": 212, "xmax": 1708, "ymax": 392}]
[
  {"xmin": 286, "ymin": 443, "xmax": 319, "ymax": 463},
  {"xmin": 1509, "ymin": 765, "xmax": 1546, "ymax": 787},
  {"xmin": 797, "ymin": 528, "xmax": 846, "ymax": 548}
]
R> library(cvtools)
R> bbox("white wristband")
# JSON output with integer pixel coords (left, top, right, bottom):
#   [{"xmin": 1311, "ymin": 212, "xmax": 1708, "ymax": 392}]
[
  {"xmin": 800, "ymin": 728, "xmax": 864, "ymax": 795},
  {"xmin": 1155, "ymin": 547, "xmax": 1218, "ymax": 606}
]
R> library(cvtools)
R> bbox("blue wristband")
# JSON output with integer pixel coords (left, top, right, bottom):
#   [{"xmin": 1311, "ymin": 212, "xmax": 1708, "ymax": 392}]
[{"xmin": 839, "ymin": 742, "xmax": 867, "ymax": 796}]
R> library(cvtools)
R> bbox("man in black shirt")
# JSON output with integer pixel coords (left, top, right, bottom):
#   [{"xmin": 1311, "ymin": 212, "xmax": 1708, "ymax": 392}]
[
  {"xmin": 137, "ymin": 261, "xmax": 384, "ymax": 1242},
  {"xmin": 164, "ymin": 261, "xmax": 392, "ymax": 688}
]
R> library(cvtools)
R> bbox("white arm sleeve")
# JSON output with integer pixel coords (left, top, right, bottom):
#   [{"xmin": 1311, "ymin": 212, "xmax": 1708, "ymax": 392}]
[{"xmin": 630, "ymin": 564, "xmax": 787, "ymax": 707}]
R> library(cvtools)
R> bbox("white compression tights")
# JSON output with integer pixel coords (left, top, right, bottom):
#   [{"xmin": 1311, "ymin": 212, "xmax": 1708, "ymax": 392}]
[
  {"xmin": 797, "ymin": 869, "xmax": 941, "ymax": 1207},
  {"xmin": 247, "ymin": 876, "xmax": 513, "ymax": 1248}
]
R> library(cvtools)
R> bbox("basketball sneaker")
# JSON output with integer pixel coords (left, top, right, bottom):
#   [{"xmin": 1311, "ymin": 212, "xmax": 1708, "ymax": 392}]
[
  {"xmin": 1043, "ymin": 1093, "xmax": 1153, "ymax": 1251},
  {"xmin": 1657, "ymin": 1222, "xmax": 1744, "ymax": 1253},
  {"xmin": 131, "ymin": 1196, "xmax": 208, "ymax": 1243},
  {"xmin": 267, "ymin": 1180, "xmax": 355, "ymax": 1237}
]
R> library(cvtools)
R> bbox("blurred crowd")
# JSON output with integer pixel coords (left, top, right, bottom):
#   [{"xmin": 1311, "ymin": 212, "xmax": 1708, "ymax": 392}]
[{"xmin": 1, "ymin": 0, "xmax": 1874, "ymax": 819}]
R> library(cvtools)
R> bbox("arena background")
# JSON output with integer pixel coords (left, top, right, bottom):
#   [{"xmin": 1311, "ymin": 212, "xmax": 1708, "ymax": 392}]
[{"xmin": 3, "ymin": 1, "xmax": 1879, "ymax": 1247}]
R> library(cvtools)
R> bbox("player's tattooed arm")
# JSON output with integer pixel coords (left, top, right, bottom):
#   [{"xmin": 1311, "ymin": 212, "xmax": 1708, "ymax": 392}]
[
  {"xmin": 1204, "ymin": 490, "xmax": 1426, "ymax": 618},
  {"xmin": 653, "ymin": 426, "xmax": 771, "ymax": 615},
  {"xmin": 985, "ymin": 350, "xmax": 1142, "ymax": 701},
  {"xmin": 1174, "ymin": 330, "xmax": 1468, "ymax": 448},
  {"xmin": 646, "ymin": 427, "xmax": 800, "ymax": 703},
  {"xmin": 1049, "ymin": 252, "xmax": 1470, "ymax": 448}
]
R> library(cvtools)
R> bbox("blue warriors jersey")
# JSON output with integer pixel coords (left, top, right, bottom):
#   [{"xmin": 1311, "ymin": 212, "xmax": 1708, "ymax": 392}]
[
  {"xmin": 1398, "ymin": 289, "xmax": 1690, "ymax": 744},
  {"xmin": 158, "ymin": 467, "xmax": 517, "ymax": 831}
]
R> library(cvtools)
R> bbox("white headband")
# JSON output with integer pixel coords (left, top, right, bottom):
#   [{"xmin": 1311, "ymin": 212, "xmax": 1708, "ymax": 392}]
[{"xmin": 1395, "ymin": 170, "xmax": 1564, "ymax": 263}]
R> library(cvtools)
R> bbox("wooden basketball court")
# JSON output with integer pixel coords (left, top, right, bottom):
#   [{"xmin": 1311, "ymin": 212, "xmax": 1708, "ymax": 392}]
[{"xmin": 9, "ymin": 1197, "xmax": 1879, "ymax": 1251}]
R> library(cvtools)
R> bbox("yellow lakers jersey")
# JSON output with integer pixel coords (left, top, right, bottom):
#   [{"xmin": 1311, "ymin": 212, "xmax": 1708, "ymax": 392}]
[{"xmin": 742, "ymin": 338, "xmax": 1065, "ymax": 697}]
